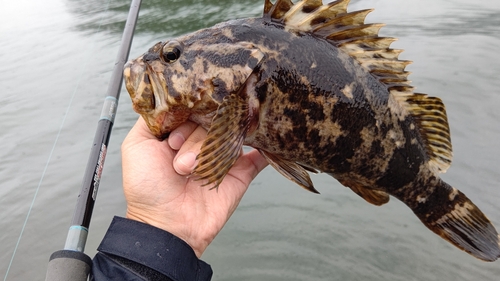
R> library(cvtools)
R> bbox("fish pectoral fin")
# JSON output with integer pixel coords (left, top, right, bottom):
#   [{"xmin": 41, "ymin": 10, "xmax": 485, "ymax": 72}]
[
  {"xmin": 337, "ymin": 178, "xmax": 389, "ymax": 206},
  {"xmin": 259, "ymin": 149, "xmax": 319, "ymax": 194},
  {"xmin": 193, "ymin": 93, "xmax": 254, "ymax": 189}
]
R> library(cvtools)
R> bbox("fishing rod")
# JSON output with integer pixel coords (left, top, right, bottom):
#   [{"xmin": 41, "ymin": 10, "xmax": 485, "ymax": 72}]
[{"xmin": 45, "ymin": 0, "xmax": 142, "ymax": 280}]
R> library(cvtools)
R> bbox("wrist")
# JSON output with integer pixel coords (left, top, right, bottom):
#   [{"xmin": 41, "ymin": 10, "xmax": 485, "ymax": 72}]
[{"xmin": 125, "ymin": 209, "xmax": 209, "ymax": 258}]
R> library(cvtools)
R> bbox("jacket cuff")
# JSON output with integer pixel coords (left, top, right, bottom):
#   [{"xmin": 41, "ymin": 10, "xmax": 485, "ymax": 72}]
[{"xmin": 97, "ymin": 216, "xmax": 212, "ymax": 280}]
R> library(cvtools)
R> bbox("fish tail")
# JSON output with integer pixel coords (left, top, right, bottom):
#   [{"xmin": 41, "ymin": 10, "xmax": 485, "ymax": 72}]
[{"xmin": 407, "ymin": 179, "xmax": 500, "ymax": 261}]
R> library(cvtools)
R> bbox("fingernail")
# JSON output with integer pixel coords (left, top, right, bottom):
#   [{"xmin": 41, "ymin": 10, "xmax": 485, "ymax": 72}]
[
  {"xmin": 168, "ymin": 132, "xmax": 185, "ymax": 150},
  {"xmin": 175, "ymin": 152, "xmax": 197, "ymax": 175}
]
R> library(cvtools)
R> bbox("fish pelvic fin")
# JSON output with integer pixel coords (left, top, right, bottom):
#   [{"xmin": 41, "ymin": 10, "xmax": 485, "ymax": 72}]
[
  {"xmin": 259, "ymin": 149, "xmax": 320, "ymax": 194},
  {"xmin": 407, "ymin": 179, "xmax": 500, "ymax": 261},
  {"xmin": 193, "ymin": 82, "xmax": 259, "ymax": 189}
]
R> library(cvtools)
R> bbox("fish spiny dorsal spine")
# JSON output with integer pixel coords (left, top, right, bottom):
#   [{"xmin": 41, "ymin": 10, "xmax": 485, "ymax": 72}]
[{"xmin": 264, "ymin": 0, "xmax": 453, "ymax": 173}]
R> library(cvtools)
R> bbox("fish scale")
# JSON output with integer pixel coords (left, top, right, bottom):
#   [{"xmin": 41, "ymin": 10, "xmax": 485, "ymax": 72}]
[{"xmin": 124, "ymin": 0, "xmax": 500, "ymax": 261}]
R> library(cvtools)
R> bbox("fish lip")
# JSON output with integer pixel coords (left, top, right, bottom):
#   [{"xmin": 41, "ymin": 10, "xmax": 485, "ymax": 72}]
[
  {"xmin": 145, "ymin": 63, "xmax": 167, "ymax": 112},
  {"xmin": 124, "ymin": 58, "xmax": 160, "ymax": 116},
  {"xmin": 123, "ymin": 61, "xmax": 132, "ymax": 72},
  {"xmin": 142, "ymin": 65, "xmax": 171, "ymax": 138},
  {"xmin": 141, "ymin": 62, "xmax": 195, "ymax": 140},
  {"xmin": 124, "ymin": 57, "xmax": 174, "ymax": 139}
]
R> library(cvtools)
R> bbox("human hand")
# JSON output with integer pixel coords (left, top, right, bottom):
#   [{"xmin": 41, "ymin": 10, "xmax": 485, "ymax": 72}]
[{"xmin": 121, "ymin": 117, "xmax": 268, "ymax": 258}]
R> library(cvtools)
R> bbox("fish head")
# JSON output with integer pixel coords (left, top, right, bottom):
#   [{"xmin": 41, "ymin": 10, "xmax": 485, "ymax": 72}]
[{"xmin": 124, "ymin": 29, "xmax": 264, "ymax": 139}]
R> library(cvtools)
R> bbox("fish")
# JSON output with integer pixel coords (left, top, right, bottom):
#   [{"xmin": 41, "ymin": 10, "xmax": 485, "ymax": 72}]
[{"xmin": 123, "ymin": 0, "xmax": 500, "ymax": 261}]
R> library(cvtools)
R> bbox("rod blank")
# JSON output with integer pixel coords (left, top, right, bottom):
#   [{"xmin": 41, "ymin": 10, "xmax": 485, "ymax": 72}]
[{"xmin": 45, "ymin": 0, "xmax": 142, "ymax": 280}]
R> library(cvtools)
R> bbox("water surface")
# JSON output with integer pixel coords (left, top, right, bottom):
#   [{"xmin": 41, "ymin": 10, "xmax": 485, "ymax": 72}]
[{"xmin": 1, "ymin": 0, "xmax": 499, "ymax": 280}]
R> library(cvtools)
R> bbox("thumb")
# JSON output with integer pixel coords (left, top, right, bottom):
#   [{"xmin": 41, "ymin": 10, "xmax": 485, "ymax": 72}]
[
  {"xmin": 174, "ymin": 151, "xmax": 197, "ymax": 175},
  {"xmin": 172, "ymin": 125, "xmax": 207, "ymax": 175}
]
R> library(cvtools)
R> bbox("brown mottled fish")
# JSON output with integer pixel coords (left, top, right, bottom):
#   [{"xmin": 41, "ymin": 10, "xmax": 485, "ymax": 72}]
[{"xmin": 124, "ymin": 0, "xmax": 500, "ymax": 261}]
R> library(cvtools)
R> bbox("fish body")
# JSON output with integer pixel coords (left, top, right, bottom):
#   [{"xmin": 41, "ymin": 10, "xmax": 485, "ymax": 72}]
[{"xmin": 124, "ymin": 0, "xmax": 500, "ymax": 261}]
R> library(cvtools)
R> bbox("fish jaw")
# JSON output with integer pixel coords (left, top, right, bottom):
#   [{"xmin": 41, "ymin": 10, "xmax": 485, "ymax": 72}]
[
  {"xmin": 124, "ymin": 54, "xmax": 194, "ymax": 139},
  {"xmin": 124, "ymin": 57, "xmax": 156, "ymax": 115}
]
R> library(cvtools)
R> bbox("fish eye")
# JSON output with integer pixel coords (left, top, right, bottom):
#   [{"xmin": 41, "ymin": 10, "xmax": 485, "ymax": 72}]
[{"xmin": 161, "ymin": 41, "xmax": 182, "ymax": 63}]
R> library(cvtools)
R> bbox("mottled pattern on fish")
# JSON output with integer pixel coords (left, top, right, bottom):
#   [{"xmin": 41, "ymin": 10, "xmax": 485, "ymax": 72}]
[{"xmin": 124, "ymin": 0, "xmax": 500, "ymax": 261}]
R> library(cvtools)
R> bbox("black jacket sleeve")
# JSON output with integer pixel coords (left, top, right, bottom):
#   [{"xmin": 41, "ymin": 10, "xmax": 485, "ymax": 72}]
[{"xmin": 90, "ymin": 216, "xmax": 213, "ymax": 281}]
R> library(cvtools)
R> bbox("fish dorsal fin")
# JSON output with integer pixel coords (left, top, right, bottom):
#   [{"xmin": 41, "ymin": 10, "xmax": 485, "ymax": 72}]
[
  {"xmin": 262, "ymin": 0, "xmax": 407, "ymax": 91},
  {"xmin": 263, "ymin": 0, "xmax": 453, "ymax": 172}
]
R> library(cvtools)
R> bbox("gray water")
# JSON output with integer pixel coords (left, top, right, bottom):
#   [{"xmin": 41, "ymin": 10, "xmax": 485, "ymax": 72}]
[{"xmin": 1, "ymin": 0, "xmax": 499, "ymax": 280}]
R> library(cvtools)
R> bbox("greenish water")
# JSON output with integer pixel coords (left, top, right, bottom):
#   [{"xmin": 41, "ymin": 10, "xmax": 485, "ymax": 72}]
[{"xmin": 1, "ymin": 0, "xmax": 499, "ymax": 280}]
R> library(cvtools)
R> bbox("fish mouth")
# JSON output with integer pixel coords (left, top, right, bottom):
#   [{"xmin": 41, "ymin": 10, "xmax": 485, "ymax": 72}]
[
  {"xmin": 124, "ymin": 58, "xmax": 157, "ymax": 114},
  {"xmin": 124, "ymin": 58, "xmax": 190, "ymax": 140}
]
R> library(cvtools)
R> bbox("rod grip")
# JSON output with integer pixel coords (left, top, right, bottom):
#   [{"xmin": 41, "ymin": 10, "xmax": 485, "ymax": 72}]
[{"xmin": 45, "ymin": 250, "xmax": 92, "ymax": 281}]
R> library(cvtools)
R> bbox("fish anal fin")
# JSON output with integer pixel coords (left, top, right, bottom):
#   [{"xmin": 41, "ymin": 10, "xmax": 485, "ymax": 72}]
[
  {"xmin": 193, "ymin": 93, "xmax": 254, "ymax": 189},
  {"xmin": 337, "ymin": 177, "xmax": 389, "ymax": 206},
  {"xmin": 394, "ymin": 92, "xmax": 453, "ymax": 172},
  {"xmin": 409, "ymin": 181, "xmax": 500, "ymax": 261},
  {"xmin": 259, "ymin": 149, "xmax": 319, "ymax": 194}
]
